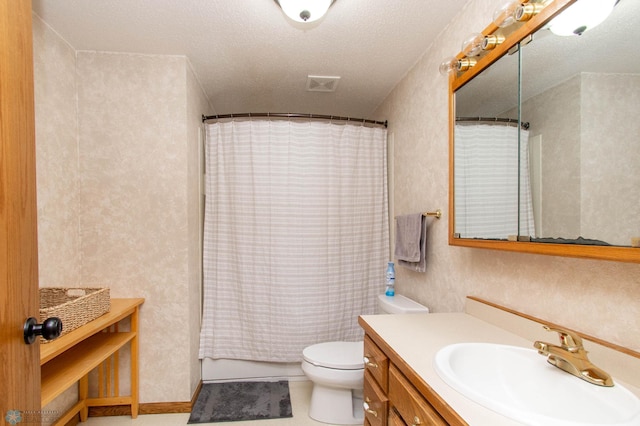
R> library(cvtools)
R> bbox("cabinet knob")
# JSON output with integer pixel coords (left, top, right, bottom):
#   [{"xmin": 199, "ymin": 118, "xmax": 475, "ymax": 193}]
[
  {"xmin": 363, "ymin": 401, "xmax": 378, "ymax": 417},
  {"xmin": 412, "ymin": 415, "xmax": 422, "ymax": 426},
  {"xmin": 363, "ymin": 356, "xmax": 378, "ymax": 368}
]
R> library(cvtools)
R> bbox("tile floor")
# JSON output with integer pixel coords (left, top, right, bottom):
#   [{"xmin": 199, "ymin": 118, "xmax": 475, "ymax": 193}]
[{"xmin": 84, "ymin": 380, "xmax": 343, "ymax": 426}]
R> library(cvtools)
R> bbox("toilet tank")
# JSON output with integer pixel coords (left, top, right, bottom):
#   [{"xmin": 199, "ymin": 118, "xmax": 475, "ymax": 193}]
[{"xmin": 378, "ymin": 294, "xmax": 429, "ymax": 314}]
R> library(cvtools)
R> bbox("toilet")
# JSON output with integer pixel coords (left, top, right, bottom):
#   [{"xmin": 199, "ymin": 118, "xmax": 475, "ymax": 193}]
[{"xmin": 301, "ymin": 294, "xmax": 429, "ymax": 424}]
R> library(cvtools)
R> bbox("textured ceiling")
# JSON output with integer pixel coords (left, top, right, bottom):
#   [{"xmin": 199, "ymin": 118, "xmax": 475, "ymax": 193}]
[{"xmin": 32, "ymin": 0, "xmax": 470, "ymax": 118}]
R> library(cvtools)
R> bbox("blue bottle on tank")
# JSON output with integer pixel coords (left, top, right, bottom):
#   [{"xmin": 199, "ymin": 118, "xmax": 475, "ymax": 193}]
[{"xmin": 385, "ymin": 262, "xmax": 395, "ymax": 296}]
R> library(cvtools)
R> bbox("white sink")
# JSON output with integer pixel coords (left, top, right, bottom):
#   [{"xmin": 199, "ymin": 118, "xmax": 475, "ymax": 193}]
[{"xmin": 434, "ymin": 343, "xmax": 640, "ymax": 426}]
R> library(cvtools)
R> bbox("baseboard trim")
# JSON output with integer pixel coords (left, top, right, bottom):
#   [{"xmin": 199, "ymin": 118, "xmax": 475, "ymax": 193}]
[{"xmin": 87, "ymin": 381, "xmax": 203, "ymax": 417}]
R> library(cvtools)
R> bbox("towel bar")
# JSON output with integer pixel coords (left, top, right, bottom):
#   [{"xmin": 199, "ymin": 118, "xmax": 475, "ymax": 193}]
[
  {"xmin": 394, "ymin": 210, "xmax": 442, "ymax": 220},
  {"xmin": 423, "ymin": 209, "xmax": 442, "ymax": 219}
]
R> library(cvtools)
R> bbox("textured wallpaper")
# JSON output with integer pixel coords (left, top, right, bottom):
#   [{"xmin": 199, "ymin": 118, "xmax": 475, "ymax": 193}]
[
  {"xmin": 33, "ymin": 14, "xmax": 82, "ymax": 422},
  {"xmin": 75, "ymin": 51, "xmax": 205, "ymax": 403},
  {"xmin": 373, "ymin": 0, "xmax": 640, "ymax": 352},
  {"xmin": 521, "ymin": 73, "xmax": 640, "ymax": 245},
  {"xmin": 521, "ymin": 74, "xmax": 582, "ymax": 238},
  {"xmin": 33, "ymin": 14, "xmax": 210, "ymax": 406},
  {"xmin": 77, "ymin": 51, "xmax": 191, "ymax": 404},
  {"xmin": 186, "ymin": 61, "xmax": 212, "ymax": 398},
  {"xmin": 33, "ymin": 14, "xmax": 81, "ymax": 287},
  {"xmin": 580, "ymin": 73, "xmax": 640, "ymax": 246}
]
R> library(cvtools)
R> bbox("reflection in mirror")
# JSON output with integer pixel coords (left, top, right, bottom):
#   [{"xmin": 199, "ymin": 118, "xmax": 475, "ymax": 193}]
[
  {"xmin": 520, "ymin": 0, "xmax": 640, "ymax": 247},
  {"xmin": 453, "ymin": 0, "xmax": 639, "ymax": 248},
  {"xmin": 454, "ymin": 43, "xmax": 534, "ymax": 240}
]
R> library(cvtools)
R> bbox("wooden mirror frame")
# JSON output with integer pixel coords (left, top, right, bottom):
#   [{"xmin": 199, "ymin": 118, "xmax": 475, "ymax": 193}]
[{"xmin": 447, "ymin": 0, "xmax": 640, "ymax": 263}]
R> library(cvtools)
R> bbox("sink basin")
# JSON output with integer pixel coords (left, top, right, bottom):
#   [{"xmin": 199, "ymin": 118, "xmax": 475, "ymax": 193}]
[{"xmin": 434, "ymin": 343, "xmax": 640, "ymax": 426}]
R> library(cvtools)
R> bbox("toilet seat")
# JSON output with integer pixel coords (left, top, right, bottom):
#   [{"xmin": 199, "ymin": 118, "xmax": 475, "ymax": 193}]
[{"xmin": 302, "ymin": 341, "xmax": 364, "ymax": 370}]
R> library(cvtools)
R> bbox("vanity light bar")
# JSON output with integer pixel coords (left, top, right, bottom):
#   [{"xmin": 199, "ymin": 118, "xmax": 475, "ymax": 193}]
[
  {"xmin": 442, "ymin": 0, "xmax": 620, "ymax": 78},
  {"xmin": 439, "ymin": 0, "xmax": 549, "ymax": 77}
]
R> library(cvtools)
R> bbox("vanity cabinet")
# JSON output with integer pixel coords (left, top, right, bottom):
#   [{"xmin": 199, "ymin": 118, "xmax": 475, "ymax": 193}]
[
  {"xmin": 363, "ymin": 370, "xmax": 387, "ymax": 426},
  {"xmin": 361, "ymin": 297, "xmax": 640, "ymax": 426},
  {"xmin": 363, "ymin": 335, "xmax": 389, "ymax": 426},
  {"xmin": 389, "ymin": 364, "xmax": 447, "ymax": 425},
  {"xmin": 388, "ymin": 407, "xmax": 406, "ymax": 426},
  {"xmin": 362, "ymin": 333, "xmax": 455, "ymax": 426}
]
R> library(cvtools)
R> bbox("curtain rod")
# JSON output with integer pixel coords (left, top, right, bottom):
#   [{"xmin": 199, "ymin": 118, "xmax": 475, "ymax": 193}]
[
  {"xmin": 202, "ymin": 113, "xmax": 388, "ymax": 128},
  {"xmin": 456, "ymin": 116, "xmax": 530, "ymax": 130}
]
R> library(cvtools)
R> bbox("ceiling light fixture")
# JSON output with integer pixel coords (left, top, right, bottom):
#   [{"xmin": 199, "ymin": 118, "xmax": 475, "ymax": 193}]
[
  {"xmin": 275, "ymin": 0, "xmax": 335, "ymax": 23},
  {"xmin": 548, "ymin": 0, "xmax": 617, "ymax": 36}
]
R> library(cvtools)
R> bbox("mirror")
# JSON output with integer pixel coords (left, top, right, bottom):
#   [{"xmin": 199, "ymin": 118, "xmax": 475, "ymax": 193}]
[
  {"xmin": 520, "ymin": 0, "xmax": 640, "ymax": 247},
  {"xmin": 454, "ymin": 45, "xmax": 524, "ymax": 239},
  {"xmin": 448, "ymin": 0, "xmax": 640, "ymax": 263}
]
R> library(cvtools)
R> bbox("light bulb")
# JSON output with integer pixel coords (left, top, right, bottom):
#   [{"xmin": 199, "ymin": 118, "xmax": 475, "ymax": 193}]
[
  {"xmin": 277, "ymin": 0, "xmax": 333, "ymax": 23},
  {"xmin": 493, "ymin": 1, "xmax": 521, "ymax": 28},
  {"xmin": 461, "ymin": 33, "xmax": 485, "ymax": 57},
  {"xmin": 439, "ymin": 57, "xmax": 459, "ymax": 76},
  {"xmin": 549, "ymin": 0, "xmax": 617, "ymax": 36}
]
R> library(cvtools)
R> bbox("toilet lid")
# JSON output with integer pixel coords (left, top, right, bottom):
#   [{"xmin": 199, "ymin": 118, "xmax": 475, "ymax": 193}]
[{"xmin": 303, "ymin": 341, "xmax": 364, "ymax": 370}]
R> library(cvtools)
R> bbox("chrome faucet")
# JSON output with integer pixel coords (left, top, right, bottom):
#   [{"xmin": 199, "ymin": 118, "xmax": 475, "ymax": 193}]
[{"xmin": 533, "ymin": 325, "xmax": 614, "ymax": 387}]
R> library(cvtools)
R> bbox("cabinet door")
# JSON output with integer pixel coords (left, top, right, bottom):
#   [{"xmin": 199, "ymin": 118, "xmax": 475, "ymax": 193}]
[
  {"xmin": 364, "ymin": 335, "xmax": 389, "ymax": 390},
  {"xmin": 389, "ymin": 364, "xmax": 448, "ymax": 426},
  {"xmin": 364, "ymin": 370, "xmax": 388, "ymax": 426},
  {"xmin": 389, "ymin": 407, "xmax": 407, "ymax": 426}
]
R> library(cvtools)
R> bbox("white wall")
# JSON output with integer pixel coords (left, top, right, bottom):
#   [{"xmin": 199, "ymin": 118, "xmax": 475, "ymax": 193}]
[{"xmin": 373, "ymin": 0, "xmax": 640, "ymax": 352}]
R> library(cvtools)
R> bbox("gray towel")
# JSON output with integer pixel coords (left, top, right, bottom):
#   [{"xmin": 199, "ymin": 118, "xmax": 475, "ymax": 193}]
[
  {"xmin": 394, "ymin": 214, "xmax": 422, "ymax": 262},
  {"xmin": 395, "ymin": 213, "xmax": 427, "ymax": 272}
]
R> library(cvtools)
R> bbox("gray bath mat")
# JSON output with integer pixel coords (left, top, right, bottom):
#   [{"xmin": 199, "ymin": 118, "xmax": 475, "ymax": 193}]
[{"xmin": 188, "ymin": 380, "xmax": 292, "ymax": 423}]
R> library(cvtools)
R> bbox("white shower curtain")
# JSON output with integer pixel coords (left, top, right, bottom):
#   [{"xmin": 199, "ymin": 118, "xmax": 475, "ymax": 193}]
[
  {"xmin": 454, "ymin": 124, "xmax": 535, "ymax": 239},
  {"xmin": 198, "ymin": 119, "xmax": 389, "ymax": 363}
]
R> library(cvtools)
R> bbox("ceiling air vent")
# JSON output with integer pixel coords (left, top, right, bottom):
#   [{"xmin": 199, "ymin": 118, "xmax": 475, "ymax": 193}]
[{"xmin": 306, "ymin": 75, "xmax": 341, "ymax": 92}]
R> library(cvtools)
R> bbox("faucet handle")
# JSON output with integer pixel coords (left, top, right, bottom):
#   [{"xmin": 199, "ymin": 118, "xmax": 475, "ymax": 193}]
[{"xmin": 543, "ymin": 325, "xmax": 583, "ymax": 351}]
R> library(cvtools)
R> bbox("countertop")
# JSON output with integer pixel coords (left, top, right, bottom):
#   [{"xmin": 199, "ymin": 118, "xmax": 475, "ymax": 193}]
[{"xmin": 359, "ymin": 310, "xmax": 640, "ymax": 426}]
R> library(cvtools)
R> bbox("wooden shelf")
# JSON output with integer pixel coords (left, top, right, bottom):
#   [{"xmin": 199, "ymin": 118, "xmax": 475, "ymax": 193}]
[
  {"xmin": 39, "ymin": 297, "xmax": 144, "ymax": 425},
  {"xmin": 41, "ymin": 298, "xmax": 144, "ymax": 365},
  {"xmin": 41, "ymin": 331, "xmax": 135, "ymax": 406}
]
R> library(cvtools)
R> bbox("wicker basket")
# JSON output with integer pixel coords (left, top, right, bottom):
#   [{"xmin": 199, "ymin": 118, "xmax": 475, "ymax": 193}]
[{"xmin": 39, "ymin": 287, "xmax": 111, "ymax": 342}]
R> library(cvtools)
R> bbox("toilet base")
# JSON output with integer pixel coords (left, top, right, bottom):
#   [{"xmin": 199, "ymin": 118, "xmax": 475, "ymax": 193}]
[{"xmin": 308, "ymin": 383, "xmax": 364, "ymax": 425}]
